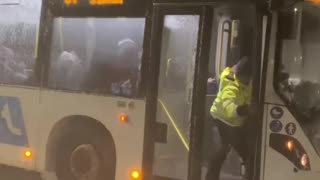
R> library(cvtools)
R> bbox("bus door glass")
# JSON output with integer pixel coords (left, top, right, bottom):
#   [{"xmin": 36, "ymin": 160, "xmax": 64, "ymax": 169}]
[{"xmin": 151, "ymin": 6, "xmax": 203, "ymax": 180}]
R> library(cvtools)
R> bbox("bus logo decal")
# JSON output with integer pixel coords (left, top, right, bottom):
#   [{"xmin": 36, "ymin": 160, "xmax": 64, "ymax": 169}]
[{"xmin": 0, "ymin": 97, "xmax": 29, "ymax": 147}]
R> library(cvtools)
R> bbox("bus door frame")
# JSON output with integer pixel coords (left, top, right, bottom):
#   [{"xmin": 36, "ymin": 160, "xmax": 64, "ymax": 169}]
[
  {"xmin": 144, "ymin": 2, "xmax": 267, "ymax": 180},
  {"xmin": 143, "ymin": 3, "xmax": 214, "ymax": 180}
]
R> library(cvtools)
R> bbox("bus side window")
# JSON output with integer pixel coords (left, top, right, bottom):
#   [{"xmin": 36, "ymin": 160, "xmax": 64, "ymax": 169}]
[
  {"xmin": 0, "ymin": 0, "xmax": 42, "ymax": 86},
  {"xmin": 48, "ymin": 18, "xmax": 145, "ymax": 98}
]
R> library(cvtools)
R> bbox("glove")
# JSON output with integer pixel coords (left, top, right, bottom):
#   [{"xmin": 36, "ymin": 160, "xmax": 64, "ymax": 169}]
[{"xmin": 237, "ymin": 104, "xmax": 249, "ymax": 117}]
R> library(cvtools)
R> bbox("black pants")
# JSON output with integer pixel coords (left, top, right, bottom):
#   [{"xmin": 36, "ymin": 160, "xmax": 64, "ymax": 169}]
[{"xmin": 206, "ymin": 119, "xmax": 251, "ymax": 180}]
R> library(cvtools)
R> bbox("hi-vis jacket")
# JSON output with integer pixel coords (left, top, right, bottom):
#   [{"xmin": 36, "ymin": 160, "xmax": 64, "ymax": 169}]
[{"xmin": 210, "ymin": 67, "xmax": 251, "ymax": 127}]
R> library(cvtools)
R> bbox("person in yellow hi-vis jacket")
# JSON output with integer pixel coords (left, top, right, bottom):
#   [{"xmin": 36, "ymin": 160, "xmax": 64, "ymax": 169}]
[{"xmin": 206, "ymin": 57, "xmax": 252, "ymax": 180}]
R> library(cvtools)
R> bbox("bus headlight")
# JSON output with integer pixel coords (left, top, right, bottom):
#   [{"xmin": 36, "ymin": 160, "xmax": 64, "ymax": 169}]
[
  {"xmin": 301, "ymin": 154, "xmax": 309, "ymax": 169},
  {"xmin": 286, "ymin": 140, "xmax": 294, "ymax": 152},
  {"xmin": 270, "ymin": 133, "xmax": 311, "ymax": 170}
]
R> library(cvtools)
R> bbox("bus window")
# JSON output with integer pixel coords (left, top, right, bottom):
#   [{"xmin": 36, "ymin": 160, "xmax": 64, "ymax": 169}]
[
  {"xmin": 48, "ymin": 17, "xmax": 145, "ymax": 98},
  {"xmin": 275, "ymin": 2, "xmax": 320, "ymax": 155},
  {"xmin": 0, "ymin": 0, "xmax": 42, "ymax": 86}
]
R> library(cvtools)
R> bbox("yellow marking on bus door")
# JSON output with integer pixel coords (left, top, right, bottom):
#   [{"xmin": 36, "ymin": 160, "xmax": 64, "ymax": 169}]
[{"xmin": 158, "ymin": 99, "xmax": 189, "ymax": 151}]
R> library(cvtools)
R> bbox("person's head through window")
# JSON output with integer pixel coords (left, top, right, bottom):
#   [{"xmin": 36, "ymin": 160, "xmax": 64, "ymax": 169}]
[
  {"xmin": 233, "ymin": 56, "xmax": 252, "ymax": 85},
  {"xmin": 116, "ymin": 38, "xmax": 141, "ymax": 70}
]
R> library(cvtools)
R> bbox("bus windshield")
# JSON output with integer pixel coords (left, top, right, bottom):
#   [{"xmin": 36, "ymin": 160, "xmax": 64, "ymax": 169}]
[{"xmin": 276, "ymin": 2, "xmax": 320, "ymax": 154}]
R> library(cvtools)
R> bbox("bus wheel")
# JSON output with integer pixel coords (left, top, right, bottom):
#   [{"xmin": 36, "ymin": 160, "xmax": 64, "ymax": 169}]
[{"xmin": 55, "ymin": 128, "xmax": 115, "ymax": 180}]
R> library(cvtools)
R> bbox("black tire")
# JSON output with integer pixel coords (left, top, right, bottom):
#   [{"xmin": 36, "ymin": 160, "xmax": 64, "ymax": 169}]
[{"xmin": 55, "ymin": 125, "xmax": 116, "ymax": 180}]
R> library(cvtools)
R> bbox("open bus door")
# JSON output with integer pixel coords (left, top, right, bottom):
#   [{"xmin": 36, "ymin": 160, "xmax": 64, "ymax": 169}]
[
  {"xmin": 146, "ymin": 1, "xmax": 264, "ymax": 180},
  {"xmin": 148, "ymin": 4, "xmax": 213, "ymax": 180}
]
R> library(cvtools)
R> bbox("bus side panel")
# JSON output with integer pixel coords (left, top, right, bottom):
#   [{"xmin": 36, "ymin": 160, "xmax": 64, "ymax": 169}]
[{"xmin": 0, "ymin": 87, "xmax": 40, "ymax": 170}]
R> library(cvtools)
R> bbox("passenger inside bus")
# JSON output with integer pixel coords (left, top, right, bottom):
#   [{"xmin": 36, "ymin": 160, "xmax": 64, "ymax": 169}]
[
  {"xmin": 85, "ymin": 38, "xmax": 141, "ymax": 97},
  {"xmin": 0, "ymin": 45, "xmax": 29, "ymax": 85},
  {"xmin": 51, "ymin": 51, "xmax": 84, "ymax": 90}
]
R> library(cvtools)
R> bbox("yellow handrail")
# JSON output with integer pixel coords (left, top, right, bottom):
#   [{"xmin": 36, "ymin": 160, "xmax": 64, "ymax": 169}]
[{"xmin": 158, "ymin": 99, "xmax": 190, "ymax": 152}]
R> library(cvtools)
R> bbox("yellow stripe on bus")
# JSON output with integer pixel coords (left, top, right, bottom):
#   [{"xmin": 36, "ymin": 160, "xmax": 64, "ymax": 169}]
[{"xmin": 158, "ymin": 99, "xmax": 189, "ymax": 151}]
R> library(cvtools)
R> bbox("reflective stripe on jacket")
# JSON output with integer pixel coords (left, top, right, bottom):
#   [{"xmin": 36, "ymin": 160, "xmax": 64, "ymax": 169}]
[{"xmin": 210, "ymin": 67, "xmax": 251, "ymax": 127}]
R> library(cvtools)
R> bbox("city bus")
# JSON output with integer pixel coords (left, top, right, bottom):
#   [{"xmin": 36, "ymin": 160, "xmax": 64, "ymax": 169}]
[{"xmin": 1, "ymin": 0, "xmax": 320, "ymax": 180}]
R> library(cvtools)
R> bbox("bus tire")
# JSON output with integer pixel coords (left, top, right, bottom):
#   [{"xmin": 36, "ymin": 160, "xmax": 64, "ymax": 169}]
[{"xmin": 55, "ymin": 126, "xmax": 115, "ymax": 180}]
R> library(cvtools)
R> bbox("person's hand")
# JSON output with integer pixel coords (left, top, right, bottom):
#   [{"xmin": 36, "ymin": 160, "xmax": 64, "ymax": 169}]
[{"xmin": 237, "ymin": 104, "xmax": 249, "ymax": 116}]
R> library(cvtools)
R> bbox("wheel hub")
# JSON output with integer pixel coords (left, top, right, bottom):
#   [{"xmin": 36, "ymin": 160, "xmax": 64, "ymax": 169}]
[{"xmin": 70, "ymin": 144, "xmax": 100, "ymax": 180}]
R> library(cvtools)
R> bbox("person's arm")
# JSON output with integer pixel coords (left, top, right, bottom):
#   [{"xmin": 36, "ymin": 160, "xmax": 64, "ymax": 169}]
[{"xmin": 221, "ymin": 86, "xmax": 248, "ymax": 119}]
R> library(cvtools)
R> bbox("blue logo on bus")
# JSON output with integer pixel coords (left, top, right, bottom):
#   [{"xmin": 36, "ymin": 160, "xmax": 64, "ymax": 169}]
[{"xmin": 0, "ymin": 97, "xmax": 28, "ymax": 147}]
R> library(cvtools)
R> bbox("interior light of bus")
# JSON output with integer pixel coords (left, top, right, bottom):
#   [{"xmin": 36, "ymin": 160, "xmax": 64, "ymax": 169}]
[
  {"xmin": 119, "ymin": 114, "xmax": 128, "ymax": 123},
  {"xmin": 130, "ymin": 170, "xmax": 141, "ymax": 180},
  {"xmin": 294, "ymin": 8, "xmax": 298, "ymax": 12},
  {"xmin": 90, "ymin": 0, "xmax": 123, "ymax": 5},
  {"xmin": 286, "ymin": 140, "xmax": 294, "ymax": 152},
  {"xmin": 301, "ymin": 154, "xmax": 309, "ymax": 168},
  {"xmin": 24, "ymin": 150, "xmax": 32, "ymax": 159}
]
